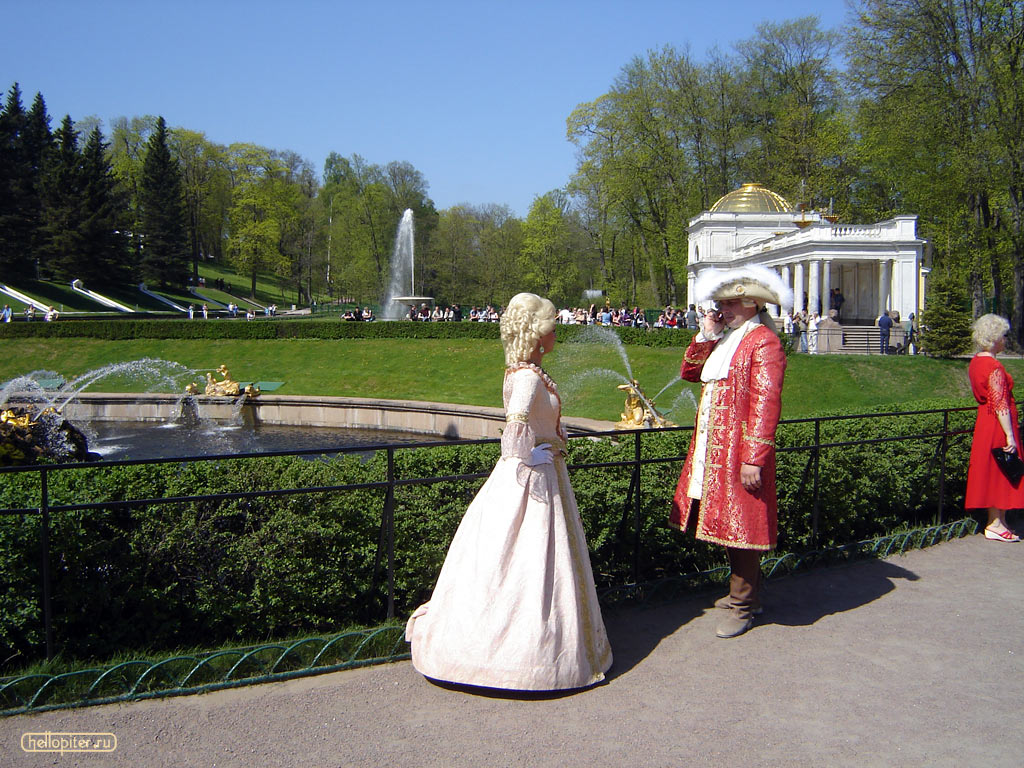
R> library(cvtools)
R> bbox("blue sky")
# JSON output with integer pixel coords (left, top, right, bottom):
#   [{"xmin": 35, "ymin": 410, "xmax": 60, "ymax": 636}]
[{"xmin": 3, "ymin": 0, "xmax": 851, "ymax": 217}]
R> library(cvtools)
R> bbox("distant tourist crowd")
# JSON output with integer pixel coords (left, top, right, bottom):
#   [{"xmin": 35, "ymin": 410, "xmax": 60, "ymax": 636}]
[
  {"xmin": 1, "ymin": 304, "xmax": 59, "ymax": 322},
  {"xmin": 385, "ymin": 302, "xmax": 729, "ymax": 329}
]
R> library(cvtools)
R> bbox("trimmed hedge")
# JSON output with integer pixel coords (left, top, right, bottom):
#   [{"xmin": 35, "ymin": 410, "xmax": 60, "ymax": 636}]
[
  {"xmin": 0, "ymin": 398, "xmax": 974, "ymax": 669},
  {"xmin": 0, "ymin": 317, "xmax": 695, "ymax": 347}
]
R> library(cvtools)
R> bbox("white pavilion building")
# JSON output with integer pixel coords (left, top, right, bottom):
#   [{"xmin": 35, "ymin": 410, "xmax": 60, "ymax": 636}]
[{"xmin": 685, "ymin": 183, "xmax": 929, "ymax": 323}]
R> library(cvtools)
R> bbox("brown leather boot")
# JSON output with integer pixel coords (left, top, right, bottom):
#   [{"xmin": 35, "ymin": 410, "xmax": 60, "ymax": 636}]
[
  {"xmin": 715, "ymin": 547, "xmax": 761, "ymax": 638},
  {"xmin": 714, "ymin": 593, "xmax": 763, "ymax": 614},
  {"xmin": 716, "ymin": 608, "xmax": 754, "ymax": 638}
]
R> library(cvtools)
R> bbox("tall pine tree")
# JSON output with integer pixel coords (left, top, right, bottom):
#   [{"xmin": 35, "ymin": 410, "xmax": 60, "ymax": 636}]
[
  {"xmin": 22, "ymin": 93, "xmax": 54, "ymax": 272},
  {"xmin": 39, "ymin": 115, "xmax": 86, "ymax": 281},
  {"xmin": 0, "ymin": 85, "xmax": 55, "ymax": 280},
  {"xmin": 80, "ymin": 127, "xmax": 130, "ymax": 284},
  {"xmin": 0, "ymin": 84, "xmax": 31, "ymax": 278},
  {"xmin": 138, "ymin": 116, "xmax": 187, "ymax": 287}
]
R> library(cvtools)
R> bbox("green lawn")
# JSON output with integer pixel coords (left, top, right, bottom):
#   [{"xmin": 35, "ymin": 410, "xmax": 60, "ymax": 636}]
[{"xmin": 1, "ymin": 337, "xmax": 1011, "ymax": 421}]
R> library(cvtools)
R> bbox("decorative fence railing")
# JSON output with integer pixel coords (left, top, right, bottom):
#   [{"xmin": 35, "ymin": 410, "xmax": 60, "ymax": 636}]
[
  {"xmin": 0, "ymin": 516, "xmax": 978, "ymax": 717},
  {"xmin": 0, "ymin": 405, "xmax": 978, "ymax": 677}
]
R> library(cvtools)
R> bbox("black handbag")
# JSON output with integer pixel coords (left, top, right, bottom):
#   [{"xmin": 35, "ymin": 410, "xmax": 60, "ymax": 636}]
[{"xmin": 992, "ymin": 448, "xmax": 1024, "ymax": 485}]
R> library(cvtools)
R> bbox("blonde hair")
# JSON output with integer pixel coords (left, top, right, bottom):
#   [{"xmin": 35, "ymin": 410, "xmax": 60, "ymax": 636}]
[
  {"xmin": 972, "ymin": 313, "xmax": 1010, "ymax": 352},
  {"xmin": 500, "ymin": 292, "xmax": 556, "ymax": 366}
]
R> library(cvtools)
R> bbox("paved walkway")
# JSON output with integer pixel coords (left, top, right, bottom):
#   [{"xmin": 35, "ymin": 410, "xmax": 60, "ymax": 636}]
[{"xmin": 2, "ymin": 535, "xmax": 1022, "ymax": 768}]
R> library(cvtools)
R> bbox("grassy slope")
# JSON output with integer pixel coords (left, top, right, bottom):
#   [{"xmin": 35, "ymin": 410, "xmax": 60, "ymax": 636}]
[
  {"xmin": 0, "ymin": 261, "xmax": 300, "ymax": 315},
  {"xmin": 197, "ymin": 261, "xmax": 299, "ymax": 308},
  {"xmin": 2, "ymin": 279, "xmax": 109, "ymax": 313},
  {"xmin": 1, "ymin": 337, "xmax": 1014, "ymax": 420}
]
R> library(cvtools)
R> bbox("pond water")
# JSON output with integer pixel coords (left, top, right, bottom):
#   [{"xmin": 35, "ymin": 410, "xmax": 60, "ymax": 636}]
[{"xmin": 85, "ymin": 421, "xmax": 448, "ymax": 461}]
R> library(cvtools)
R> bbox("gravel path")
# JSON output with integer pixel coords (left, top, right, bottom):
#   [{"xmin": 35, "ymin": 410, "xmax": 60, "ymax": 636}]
[{"xmin": 2, "ymin": 535, "xmax": 1021, "ymax": 768}]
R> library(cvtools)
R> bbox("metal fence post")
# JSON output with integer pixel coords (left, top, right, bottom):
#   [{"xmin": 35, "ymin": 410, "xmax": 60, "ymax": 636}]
[
  {"xmin": 39, "ymin": 468, "xmax": 54, "ymax": 660},
  {"xmin": 385, "ymin": 447, "xmax": 396, "ymax": 619},
  {"xmin": 938, "ymin": 410, "xmax": 949, "ymax": 524},
  {"xmin": 811, "ymin": 418, "xmax": 821, "ymax": 547},
  {"xmin": 633, "ymin": 431, "xmax": 642, "ymax": 583}
]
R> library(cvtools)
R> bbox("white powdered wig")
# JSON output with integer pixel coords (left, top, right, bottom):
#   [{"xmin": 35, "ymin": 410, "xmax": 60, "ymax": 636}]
[{"xmin": 693, "ymin": 265, "xmax": 794, "ymax": 312}]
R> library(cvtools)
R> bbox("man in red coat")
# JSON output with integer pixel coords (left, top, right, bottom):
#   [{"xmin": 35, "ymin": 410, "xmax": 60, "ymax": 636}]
[{"xmin": 670, "ymin": 265, "xmax": 790, "ymax": 638}]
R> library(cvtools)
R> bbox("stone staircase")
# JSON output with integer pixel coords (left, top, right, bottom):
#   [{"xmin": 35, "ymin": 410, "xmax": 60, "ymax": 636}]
[{"xmin": 770, "ymin": 320, "xmax": 913, "ymax": 355}]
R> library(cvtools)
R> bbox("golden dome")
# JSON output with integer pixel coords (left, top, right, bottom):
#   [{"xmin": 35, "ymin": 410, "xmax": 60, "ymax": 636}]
[{"xmin": 710, "ymin": 183, "xmax": 793, "ymax": 213}]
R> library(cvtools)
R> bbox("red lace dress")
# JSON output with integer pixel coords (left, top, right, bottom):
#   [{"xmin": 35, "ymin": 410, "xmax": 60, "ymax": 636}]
[{"xmin": 965, "ymin": 355, "xmax": 1024, "ymax": 509}]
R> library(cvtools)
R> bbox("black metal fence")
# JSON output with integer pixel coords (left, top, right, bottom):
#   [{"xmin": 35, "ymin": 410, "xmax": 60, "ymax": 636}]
[{"xmin": 0, "ymin": 404, "xmax": 978, "ymax": 663}]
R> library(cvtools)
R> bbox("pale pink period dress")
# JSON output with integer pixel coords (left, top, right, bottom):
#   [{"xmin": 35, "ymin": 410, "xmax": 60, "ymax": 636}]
[{"xmin": 405, "ymin": 363, "xmax": 612, "ymax": 690}]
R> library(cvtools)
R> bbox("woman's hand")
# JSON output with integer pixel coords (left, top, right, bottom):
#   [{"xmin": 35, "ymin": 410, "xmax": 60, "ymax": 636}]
[
  {"xmin": 1004, "ymin": 435, "xmax": 1017, "ymax": 454},
  {"xmin": 524, "ymin": 443, "xmax": 554, "ymax": 467}
]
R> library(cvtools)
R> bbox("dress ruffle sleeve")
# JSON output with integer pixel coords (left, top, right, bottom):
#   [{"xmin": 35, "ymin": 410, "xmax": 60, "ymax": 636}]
[
  {"xmin": 987, "ymin": 365, "xmax": 1011, "ymax": 416},
  {"xmin": 501, "ymin": 368, "xmax": 541, "ymax": 460}
]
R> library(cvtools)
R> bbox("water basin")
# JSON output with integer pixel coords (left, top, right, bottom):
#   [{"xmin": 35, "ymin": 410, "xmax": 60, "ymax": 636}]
[{"xmin": 87, "ymin": 421, "xmax": 448, "ymax": 461}]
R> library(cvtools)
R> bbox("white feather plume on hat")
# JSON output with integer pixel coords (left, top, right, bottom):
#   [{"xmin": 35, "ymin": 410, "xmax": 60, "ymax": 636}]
[{"xmin": 693, "ymin": 265, "xmax": 794, "ymax": 311}]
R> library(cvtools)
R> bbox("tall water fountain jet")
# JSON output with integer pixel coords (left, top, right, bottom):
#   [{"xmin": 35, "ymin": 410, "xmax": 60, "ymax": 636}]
[{"xmin": 381, "ymin": 208, "xmax": 433, "ymax": 320}]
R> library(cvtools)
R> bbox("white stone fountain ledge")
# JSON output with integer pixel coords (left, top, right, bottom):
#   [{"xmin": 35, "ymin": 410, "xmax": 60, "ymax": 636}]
[{"xmin": 58, "ymin": 392, "xmax": 615, "ymax": 440}]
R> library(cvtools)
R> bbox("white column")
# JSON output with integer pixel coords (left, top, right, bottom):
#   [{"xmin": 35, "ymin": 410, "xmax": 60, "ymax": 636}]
[
  {"xmin": 768, "ymin": 267, "xmax": 782, "ymax": 317},
  {"xmin": 879, "ymin": 259, "xmax": 891, "ymax": 316},
  {"xmin": 793, "ymin": 262, "xmax": 805, "ymax": 313},
  {"xmin": 780, "ymin": 265, "xmax": 792, "ymax": 316},
  {"xmin": 822, "ymin": 261, "xmax": 832, "ymax": 315},
  {"xmin": 687, "ymin": 270, "xmax": 695, "ymax": 309},
  {"xmin": 808, "ymin": 259, "xmax": 821, "ymax": 316}
]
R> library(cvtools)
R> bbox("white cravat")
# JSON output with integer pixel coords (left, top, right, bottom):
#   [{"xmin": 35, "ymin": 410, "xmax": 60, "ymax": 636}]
[
  {"xmin": 700, "ymin": 315, "xmax": 761, "ymax": 382},
  {"xmin": 687, "ymin": 315, "xmax": 762, "ymax": 499}
]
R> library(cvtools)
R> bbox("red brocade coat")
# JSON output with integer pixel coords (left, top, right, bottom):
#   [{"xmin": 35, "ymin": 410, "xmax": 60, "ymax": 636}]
[{"xmin": 670, "ymin": 325, "xmax": 786, "ymax": 550}]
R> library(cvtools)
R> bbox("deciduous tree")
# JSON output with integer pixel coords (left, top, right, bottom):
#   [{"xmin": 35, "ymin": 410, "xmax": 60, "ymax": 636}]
[{"xmin": 847, "ymin": 0, "xmax": 1024, "ymax": 336}]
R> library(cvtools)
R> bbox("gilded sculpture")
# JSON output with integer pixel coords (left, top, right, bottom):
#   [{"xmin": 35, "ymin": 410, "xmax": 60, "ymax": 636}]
[
  {"xmin": 188, "ymin": 365, "xmax": 259, "ymax": 398},
  {"xmin": 615, "ymin": 379, "xmax": 675, "ymax": 429}
]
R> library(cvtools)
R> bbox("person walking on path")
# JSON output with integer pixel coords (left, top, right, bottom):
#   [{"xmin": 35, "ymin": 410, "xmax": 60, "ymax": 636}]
[
  {"xmin": 670, "ymin": 265, "xmax": 790, "ymax": 638},
  {"xmin": 966, "ymin": 314, "xmax": 1023, "ymax": 542}
]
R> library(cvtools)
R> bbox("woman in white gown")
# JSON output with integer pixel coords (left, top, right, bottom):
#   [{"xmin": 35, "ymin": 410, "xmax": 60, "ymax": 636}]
[{"xmin": 405, "ymin": 292, "xmax": 613, "ymax": 690}]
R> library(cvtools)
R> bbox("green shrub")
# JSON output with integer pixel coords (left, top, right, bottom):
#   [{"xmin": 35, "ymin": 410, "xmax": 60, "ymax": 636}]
[
  {"xmin": 0, "ymin": 317, "xmax": 694, "ymax": 347},
  {"xmin": 0, "ymin": 397, "xmax": 973, "ymax": 669},
  {"xmin": 775, "ymin": 399, "xmax": 973, "ymax": 552}
]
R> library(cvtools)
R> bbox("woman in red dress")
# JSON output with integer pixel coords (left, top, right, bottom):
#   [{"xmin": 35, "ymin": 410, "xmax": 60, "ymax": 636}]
[{"xmin": 965, "ymin": 313, "xmax": 1023, "ymax": 541}]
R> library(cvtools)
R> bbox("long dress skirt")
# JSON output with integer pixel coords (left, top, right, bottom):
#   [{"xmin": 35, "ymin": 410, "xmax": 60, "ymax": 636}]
[{"xmin": 405, "ymin": 451, "xmax": 612, "ymax": 691}]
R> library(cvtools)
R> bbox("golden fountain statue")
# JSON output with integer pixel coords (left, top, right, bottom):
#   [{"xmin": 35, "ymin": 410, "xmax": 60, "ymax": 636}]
[
  {"xmin": 204, "ymin": 365, "xmax": 240, "ymax": 396},
  {"xmin": 1, "ymin": 409, "xmax": 35, "ymax": 428},
  {"xmin": 188, "ymin": 365, "xmax": 260, "ymax": 398},
  {"xmin": 615, "ymin": 379, "xmax": 675, "ymax": 429}
]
